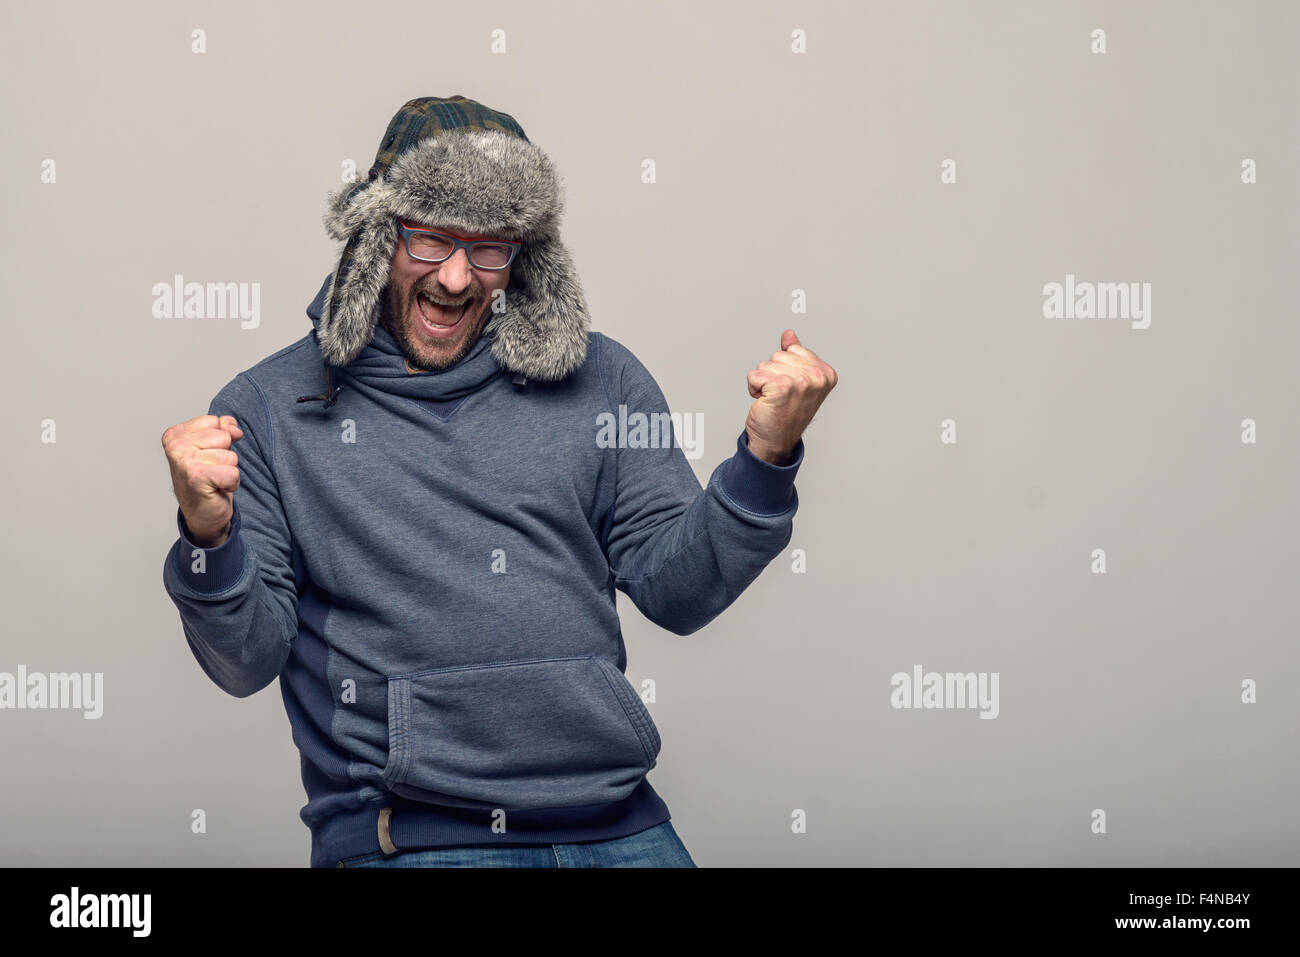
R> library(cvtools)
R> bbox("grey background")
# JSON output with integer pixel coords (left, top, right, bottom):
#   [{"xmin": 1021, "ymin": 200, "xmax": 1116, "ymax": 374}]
[{"xmin": 1, "ymin": 0, "xmax": 1296, "ymax": 866}]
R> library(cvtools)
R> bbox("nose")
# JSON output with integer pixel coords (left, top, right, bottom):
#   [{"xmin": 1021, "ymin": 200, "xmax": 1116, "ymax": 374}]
[{"xmin": 436, "ymin": 247, "xmax": 474, "ymax": 294}]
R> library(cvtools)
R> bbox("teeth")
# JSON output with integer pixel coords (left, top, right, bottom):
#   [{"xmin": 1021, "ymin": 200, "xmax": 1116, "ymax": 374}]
[
  {"xmin": 417, "ymin": 292, "xmax": 471, "ymax": 329},
  {"xmin": 420, "ymin": 292, "xmax": 468, "ymax": 307}
]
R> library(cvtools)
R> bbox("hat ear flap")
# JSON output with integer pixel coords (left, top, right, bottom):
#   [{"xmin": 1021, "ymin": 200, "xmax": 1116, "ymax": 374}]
[
  {"xmin": 485, "ymin": 231, "xmax": 589, "ymax": 381},
  {"xmin": 319, "ymin": 184, "xmax": 397, "ymax": 367},
  {"xmin": 323, "ymin": 178, "xmax": 393, "ymax": 241}
]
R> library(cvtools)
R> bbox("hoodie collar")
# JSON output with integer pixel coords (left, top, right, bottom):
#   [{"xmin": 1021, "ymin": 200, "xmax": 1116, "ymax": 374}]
[{"xmin": 303, "ymin": 272, "xmax": 507, "ymax": 404}]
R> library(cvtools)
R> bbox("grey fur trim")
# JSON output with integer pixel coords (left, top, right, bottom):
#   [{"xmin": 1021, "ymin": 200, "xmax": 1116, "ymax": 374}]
[{"xmin": 317, "ymin": 129, "xmax": 589, "ymax": 380}]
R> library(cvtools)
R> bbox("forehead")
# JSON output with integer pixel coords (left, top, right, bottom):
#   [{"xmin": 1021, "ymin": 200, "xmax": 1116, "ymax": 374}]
[{"xmin": 402, "ymin": 219, "xmax": 504, "ymax": 242}]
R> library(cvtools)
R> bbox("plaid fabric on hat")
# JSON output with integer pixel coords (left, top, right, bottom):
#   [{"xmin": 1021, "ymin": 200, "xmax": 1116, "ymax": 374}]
[
  {"xmin": 365, "ymin": 95, "xmax": 530, "ymax": 183},
  {"xmin": 331, "ymin": 96, "xmax": 530, "ymax": 210}
]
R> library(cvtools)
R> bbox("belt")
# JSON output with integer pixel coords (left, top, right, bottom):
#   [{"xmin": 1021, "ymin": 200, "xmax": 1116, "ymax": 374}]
[
  {"xmin": 378, "ymin": 806, "xmax": 399, "ymax": 854},
  {"xmin": 334, "ymin": 806, "xmax": 399, "ymax": 866}
]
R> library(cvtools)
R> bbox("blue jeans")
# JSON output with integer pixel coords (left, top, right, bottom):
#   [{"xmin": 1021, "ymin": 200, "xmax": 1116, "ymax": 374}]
[{"xmin": 337, "ymin": 820, "xmax": 696, "ymax": 868}]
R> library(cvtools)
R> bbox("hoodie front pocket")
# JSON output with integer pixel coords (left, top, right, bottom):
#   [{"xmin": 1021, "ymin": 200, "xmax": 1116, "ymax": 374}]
[{"xmin": 380, "ymin": 654, "xmax": 661, "ymax": 810}]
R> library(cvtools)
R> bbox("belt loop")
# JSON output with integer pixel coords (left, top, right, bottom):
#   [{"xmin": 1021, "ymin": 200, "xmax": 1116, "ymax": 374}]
[{"xmin": 378, "ymin": 806, "xmax": 398, "ymax": 855}]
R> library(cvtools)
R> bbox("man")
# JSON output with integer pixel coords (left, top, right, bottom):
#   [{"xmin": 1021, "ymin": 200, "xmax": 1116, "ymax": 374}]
[{"xmin": 160, "ymin": 96, "xmax": 837, "ymax": 868}]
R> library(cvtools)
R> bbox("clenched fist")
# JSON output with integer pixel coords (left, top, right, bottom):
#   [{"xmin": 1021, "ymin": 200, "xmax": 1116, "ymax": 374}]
[
  {"xmin": 745, "ymin": 330, "xmax": 838, "ymax": 465},
  {"xmin": 161, "ymin": 414, "xmax": 245, "ymax": 548}
]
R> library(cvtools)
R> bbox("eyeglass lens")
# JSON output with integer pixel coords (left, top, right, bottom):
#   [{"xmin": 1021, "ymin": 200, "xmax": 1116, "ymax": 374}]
[{"xmin": 408, "ymin": 231, "xmax": 513, "ymax": 268}]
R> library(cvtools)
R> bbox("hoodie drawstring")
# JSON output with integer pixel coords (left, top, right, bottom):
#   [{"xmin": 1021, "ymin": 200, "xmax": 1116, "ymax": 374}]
[{"xmin": 296, "ymin": 361, "xmax": 344, "ymax": 407}]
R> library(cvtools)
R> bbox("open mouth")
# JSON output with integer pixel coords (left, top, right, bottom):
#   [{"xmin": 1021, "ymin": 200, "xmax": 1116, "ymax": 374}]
[{"xmin": 415, "ymin": 292, "xmax": 472, "ymax": 334}]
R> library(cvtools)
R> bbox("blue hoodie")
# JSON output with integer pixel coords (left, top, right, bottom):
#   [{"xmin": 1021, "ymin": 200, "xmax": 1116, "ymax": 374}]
[{"xmin": 162, "ymin": 274, "xmax": 804, "ymax": 867}]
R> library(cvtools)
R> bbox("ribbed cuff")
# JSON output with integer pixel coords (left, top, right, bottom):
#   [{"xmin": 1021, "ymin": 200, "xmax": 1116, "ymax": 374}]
[
  {"xmin": 716, "ymin": 430, "xmax": 804, "ymax": 515},
  {"xmin": 174, "ymin": 501, "xmax": 247, "ymax": 593}
]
